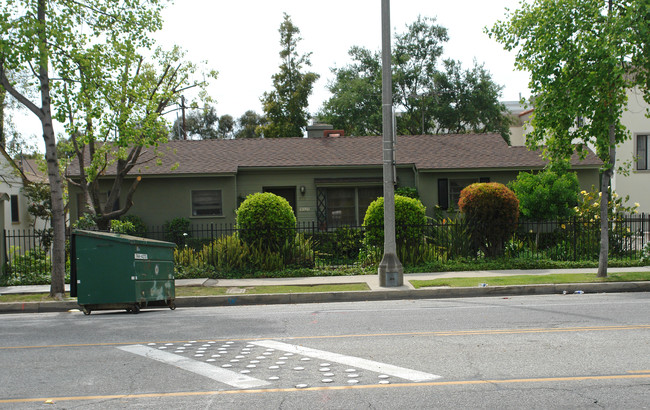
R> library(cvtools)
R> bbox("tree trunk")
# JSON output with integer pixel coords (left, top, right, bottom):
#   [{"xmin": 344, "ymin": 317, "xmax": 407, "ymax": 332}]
[
  {"xmin": 597, "ymin": 123, "xmax": 617, "ymax": 278},
  {"xmin": 36, "ymin": 1, "xmax": 66, "ymax": 298}
]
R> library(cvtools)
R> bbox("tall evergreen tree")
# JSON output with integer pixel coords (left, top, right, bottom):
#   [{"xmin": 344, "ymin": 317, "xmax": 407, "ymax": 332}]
[{"xmin": 260, "ymin": 13, "xmax": 319, "ymax": 138}]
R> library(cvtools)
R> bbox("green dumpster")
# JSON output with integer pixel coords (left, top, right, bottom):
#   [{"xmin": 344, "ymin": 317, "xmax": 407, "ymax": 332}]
[{"xmin": 70, "ymin": 230, "xmax": 176, "ymax": 315}]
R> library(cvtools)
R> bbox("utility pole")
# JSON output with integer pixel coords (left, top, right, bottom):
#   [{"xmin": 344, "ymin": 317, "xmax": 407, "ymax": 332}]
[
  {"xmin": 378, "ymin": 0, "xmax": 403, "ymax": 287},
  {"xmin": 181, "ymin": 95, "xmax": 187, "ymax": 140}
]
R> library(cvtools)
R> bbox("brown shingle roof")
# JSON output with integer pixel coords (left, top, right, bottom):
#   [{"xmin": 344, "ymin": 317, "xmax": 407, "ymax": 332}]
[
  {"xmin": 66, "ymin": 133, "xmax": 602, "ymax": 177},
  {"xmin": 18, "ymin": 158, "xmax": 48, "ymax": 183}
]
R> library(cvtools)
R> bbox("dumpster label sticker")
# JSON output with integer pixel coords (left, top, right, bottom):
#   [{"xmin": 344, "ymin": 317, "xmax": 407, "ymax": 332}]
[{"xmin": 134, "ymin": 253, "xmax": 148, "ymax": 260}]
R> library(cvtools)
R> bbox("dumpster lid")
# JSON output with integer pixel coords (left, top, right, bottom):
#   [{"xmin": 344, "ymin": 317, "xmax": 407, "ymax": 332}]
[{"xmin": 72, "ymin": 229, "xmax": 176, "ymax": 248}]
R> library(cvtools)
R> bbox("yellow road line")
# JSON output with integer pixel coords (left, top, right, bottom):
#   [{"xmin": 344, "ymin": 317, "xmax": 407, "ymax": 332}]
[
  {"xmin": 2, "ymin": 373, "xmax": 650, "ymax": 404},
  {"xmin": 2, "ymin": 324, "xmax": 649, "ymax": 350}
]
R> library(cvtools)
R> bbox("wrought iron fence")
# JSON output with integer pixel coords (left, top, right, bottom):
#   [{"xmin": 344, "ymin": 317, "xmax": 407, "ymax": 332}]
[{"xmin": 3, "ymin": 215, "xmax": 649, "ymax": 285}]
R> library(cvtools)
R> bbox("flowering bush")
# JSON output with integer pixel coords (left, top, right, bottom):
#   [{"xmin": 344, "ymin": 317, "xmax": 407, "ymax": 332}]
[
  {"xmin": 574, "ymin": 186, "xmax": 640, "ymax": 220},
  {"xmin": 458, "ymin": 182, "xmax": 519, "ymax": 257},
  {"xmin": 567, "ymin": 187, "xmax": 640, "ymax": 258}
]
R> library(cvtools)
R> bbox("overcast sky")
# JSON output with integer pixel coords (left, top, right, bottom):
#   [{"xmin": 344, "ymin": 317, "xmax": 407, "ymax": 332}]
[{"xmin": 16, "ymin": 0, "xmax": 531, "ymax": 148}]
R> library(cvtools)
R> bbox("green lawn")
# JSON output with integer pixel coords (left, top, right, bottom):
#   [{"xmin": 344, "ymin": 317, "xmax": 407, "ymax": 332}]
[
  {"xmin": 177, "ymin": 283, "xmax": 369, "ymax": 296},
  {"xmin": 410, "ymin": 272, "xmax": 650, "ymax": 288}
]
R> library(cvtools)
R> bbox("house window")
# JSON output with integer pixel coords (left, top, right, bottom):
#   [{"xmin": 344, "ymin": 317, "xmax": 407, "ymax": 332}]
[
  {"xmin": 317, "ymin": 186, "xmax": 382, "ymax": 228},
  {"xmin": 637, "ymin": 134, "xmax": 648, "ymax": 171},
  {"xmin": 191, "ymin": 190, "xmax": 222, "ymax": 216},
  {"xmin": 10, "ymin": 195, "xmax": 19, "ymax": 223},
  {"xmin": 438, "ymin": 177, "xmax": 490, "ymax": 209}
]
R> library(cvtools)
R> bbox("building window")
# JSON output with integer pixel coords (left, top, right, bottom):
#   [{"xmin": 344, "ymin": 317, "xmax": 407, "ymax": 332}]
[
  {"xmin": 317, "ymin": 186, "xmax": 382, "ymax": 228},
  {"xmin": 10, "ymin": 195, "xmax": 19, "ymax": 223},
  {"xmin": 192, "ymin": 190, "xmax": 222, "ymax": 216},
  {"xmin": 438, "ymin": 177, "xmax": 490, "ymax": 209},
  {"xmin": 637, "ymin": 134, "xmax": 648, "ymax": 171}
]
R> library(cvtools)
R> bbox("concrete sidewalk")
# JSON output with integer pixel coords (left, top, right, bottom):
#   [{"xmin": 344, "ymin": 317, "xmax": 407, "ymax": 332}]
[{"xmin": 1, "ymin": 267, "xmax": 649, "ymax": 313}]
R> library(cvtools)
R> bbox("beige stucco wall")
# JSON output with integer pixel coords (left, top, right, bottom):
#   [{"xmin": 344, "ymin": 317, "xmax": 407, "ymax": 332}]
[
  {"xmin": 614, "ymin": 87, "xmax": 650, "ymax": 213},
  {"xmin": 0, "ymin": 155, "xmax": 36, "ymax": 231}
]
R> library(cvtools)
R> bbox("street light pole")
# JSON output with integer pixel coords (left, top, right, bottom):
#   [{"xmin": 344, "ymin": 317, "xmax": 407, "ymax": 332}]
[{"xmin": 378, "ymin": 0, "xmax": 403, "ymax": 287}]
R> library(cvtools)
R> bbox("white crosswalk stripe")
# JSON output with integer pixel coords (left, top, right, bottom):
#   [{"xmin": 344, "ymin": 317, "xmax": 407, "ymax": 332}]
[
  {"xmin": 251, "ymin": 340, "xmax": 442, "ymax": 382},
  {"xmin": 118, "ymin": 345, "xmax": 270, "ymax": 389}
]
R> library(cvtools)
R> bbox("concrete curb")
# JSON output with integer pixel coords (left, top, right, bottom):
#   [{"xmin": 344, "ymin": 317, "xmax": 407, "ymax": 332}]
[
  {"xmin": 175, "ymin": 281, "xmax": 650, "ymax": 307},
  {"xmin": 0, "ymin": 300, "xmax": 79, "ymax": 314},
  {"xmin": 2, "ymin": 282, "xmax": 649, "ymax": 314}
]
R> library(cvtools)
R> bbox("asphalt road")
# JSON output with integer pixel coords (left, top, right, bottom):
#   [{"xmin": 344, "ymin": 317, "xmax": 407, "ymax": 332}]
[{"xmin": 1, "ymin": 292, "xmax": 649, "ymax": 409}]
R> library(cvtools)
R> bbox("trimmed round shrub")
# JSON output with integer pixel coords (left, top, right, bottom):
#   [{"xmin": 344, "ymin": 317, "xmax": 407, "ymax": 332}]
[
  {"xmin": 237, "ymin": 192, "xmax": 296, "ymax": 250},
  {"xmin": 363, "ymin": 195, "xmax": 427, "ymax": 248},
  {"xmin": 458, "ymin": 182, "xmax": 519, "ymax": 257}
]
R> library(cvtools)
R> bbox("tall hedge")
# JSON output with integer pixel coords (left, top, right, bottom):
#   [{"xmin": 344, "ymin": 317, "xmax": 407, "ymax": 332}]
[
  {"xmin": 458, "ymin": 182, "xmax": 519, "ymax": 257},
  {"xmin": 363, "ymin": 195, "xmax": 427, "ymax": 248},
  {"xmin": 508, "ymin": 169, "xmax": 579, "ymax": 220},
  {"xmin": 237, "ymin": 192, "xmax": 296, "ymax": 250}
]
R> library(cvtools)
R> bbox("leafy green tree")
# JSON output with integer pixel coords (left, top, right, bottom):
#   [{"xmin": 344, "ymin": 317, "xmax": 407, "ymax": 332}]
[
  {"xmin": 0, "ymin": 70, "xmax": 21, "ymax": 149},
  {"xmin": 509, "ymin": 166, "xmax": 580, "ymax": 220},
  {"xmin": 319, "ymin": 16, "xmax": 511, "ymax": 141},
  {"xmin": 0, "ymin": 0, "xmax": 167, "ymax": 297},
  {"xmin": 433, "ymin": 60, "xmax": 512, "ymax": 143},
  {"xmin": 22, "ymin": 181, "xmax": 53, "ymax": 248},
  {"xmin": 260, "ymin": 13, "xmax": 319, "ymax": 138},
  {"xmin": 319, "ymin": 47, "xmax": 383, "ymax": 136},
  {"xmin": 217, "ymin": 114, "xmax": 235, "ymax": 139},
  {"xmin": 63, "ymin": 44, "xmax": 215, "ymax": 232},
  {"xmin": 0, "ymin": 80, "xmax": 7, "ymax": 148},
  {"xmin": 170, "ymin": 105, "xmax": 220, "ymax": 140},
  {"xmin": 235, "ymin": 110, "xmax": 265, "ymax": 139},
  {"xmin": 489, "ymin": 0, "xmax": 650, "ymax": 277}
]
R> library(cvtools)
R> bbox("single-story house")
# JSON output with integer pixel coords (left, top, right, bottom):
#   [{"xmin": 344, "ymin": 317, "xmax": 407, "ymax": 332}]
[{"xmin": 66, "ymin": 132, "xmax": 602, "ymax": 229}]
